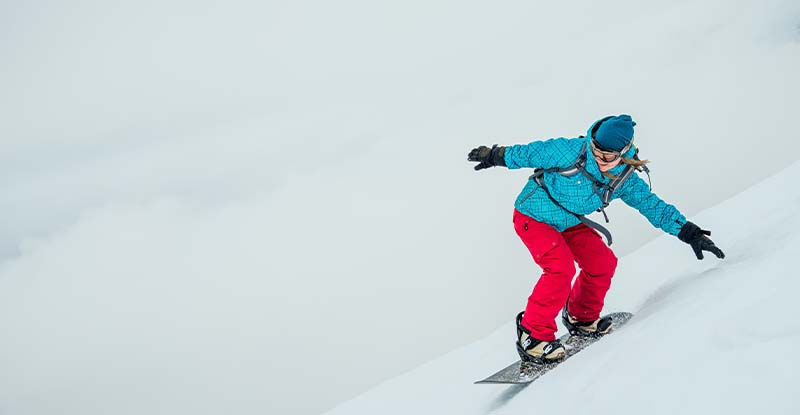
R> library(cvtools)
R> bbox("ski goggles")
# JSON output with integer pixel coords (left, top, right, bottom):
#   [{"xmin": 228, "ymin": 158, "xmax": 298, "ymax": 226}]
[{"xmin": 590, "ymin": 139, "xmax": 632, "ymax": 163}]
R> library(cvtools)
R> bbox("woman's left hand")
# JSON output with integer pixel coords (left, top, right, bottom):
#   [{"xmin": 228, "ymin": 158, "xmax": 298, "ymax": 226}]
[{"xmin": 678, "ymin": 221, "xmax": 726, "ymax": 260}]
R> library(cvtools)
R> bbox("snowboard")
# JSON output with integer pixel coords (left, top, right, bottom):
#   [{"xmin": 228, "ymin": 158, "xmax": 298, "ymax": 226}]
[{"xmin": 475, "ymin": 311, "xmax": 633, "ymax": 384}]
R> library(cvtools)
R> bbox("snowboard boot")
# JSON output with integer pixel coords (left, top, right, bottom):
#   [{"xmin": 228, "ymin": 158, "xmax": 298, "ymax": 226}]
[
  {"xmin": 561, "ymin": 306, "xmax": 612, "ymax": 337},
  {"xmin": 515, "ymin": 312, "xmax": 566, "ymax": 363}
]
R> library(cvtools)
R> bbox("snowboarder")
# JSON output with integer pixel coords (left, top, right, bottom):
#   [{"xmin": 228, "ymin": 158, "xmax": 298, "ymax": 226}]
[{"xmin": 467, "ymin": 115, "xmax": 725, "ymax": 363}]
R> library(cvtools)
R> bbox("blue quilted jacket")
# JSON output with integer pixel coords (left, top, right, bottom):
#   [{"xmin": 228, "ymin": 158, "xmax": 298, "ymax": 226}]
[{"xmin": 504, "ymin": 123, "xmax": 687, "ymax": 236}]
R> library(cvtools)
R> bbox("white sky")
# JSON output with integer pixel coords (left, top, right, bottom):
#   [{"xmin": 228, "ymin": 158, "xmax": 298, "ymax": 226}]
[{"xmin": 0, "ymin": 1, "xmax": 798, "ymax": 414}]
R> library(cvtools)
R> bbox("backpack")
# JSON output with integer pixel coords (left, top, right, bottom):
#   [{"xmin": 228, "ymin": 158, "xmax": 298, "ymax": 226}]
[{"xmin": 526, "ymin": 140, "xmax": 651, "ymax": 246}]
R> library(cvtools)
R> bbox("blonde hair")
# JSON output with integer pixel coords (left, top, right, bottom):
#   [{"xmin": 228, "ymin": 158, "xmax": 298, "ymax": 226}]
[{"xmin": 602, "ymin": 157, "xmax": 650, "ymax": 180}]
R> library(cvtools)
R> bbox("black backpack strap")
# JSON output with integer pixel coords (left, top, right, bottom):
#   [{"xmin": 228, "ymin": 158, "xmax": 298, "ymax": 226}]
[
  {"xmin": 601, "ymin": 164, "xmax": 636, "ymax": 207},
  {"xmin": 522, "ymin": 140, "xmax": 621, "ymax": 245},
  {"xmin": 529, "ymin": 141, "xmax": 588, "ymax": 180},
  {"xmin": 578, "ymin": 216, "xmax": 613, "ymax": 245},
  {"xmin": 532, "ymin": 172, "xmax": 614, "ymax": 246},
  {"xmin": 631, "ymin": 148, "xmax": 652, "ymax": 191},
  {"xmin": 600, "ymin": 147, "xmax": 652, "ymax": 207}
]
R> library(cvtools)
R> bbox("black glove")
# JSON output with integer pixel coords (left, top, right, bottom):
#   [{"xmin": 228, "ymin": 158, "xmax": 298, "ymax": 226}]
[
  {"xmin": 677, "ymin": 221, "xmax": 725, "ymax": 260},
  {"xmin": 468, "ymin": 145, "xmax": 506, "ymax": 171}
]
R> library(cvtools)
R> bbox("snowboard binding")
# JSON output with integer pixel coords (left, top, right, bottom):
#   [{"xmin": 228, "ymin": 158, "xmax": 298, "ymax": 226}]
[
  {"xmin": 515, "ymin": 312, "xmax": 566, "ymax": 364},
  {"xmin": 562, "ymin": 306, "xmax": 613, "ymax": 337}
]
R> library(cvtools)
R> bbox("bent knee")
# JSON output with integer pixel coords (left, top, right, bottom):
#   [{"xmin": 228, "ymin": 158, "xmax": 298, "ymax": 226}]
[
  {"xmin": 588, "ymin": 252, "xmax": 618, "ymax": 277},
  {"xmin": 542, "ymin": 258, "xmax": 577, "ymax": 279}
]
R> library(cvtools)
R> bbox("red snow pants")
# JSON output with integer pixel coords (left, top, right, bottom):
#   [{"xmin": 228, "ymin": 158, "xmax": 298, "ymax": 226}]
[{"xmin": 513, "ymin": 209, "xmax": 618, "ymax": 342}]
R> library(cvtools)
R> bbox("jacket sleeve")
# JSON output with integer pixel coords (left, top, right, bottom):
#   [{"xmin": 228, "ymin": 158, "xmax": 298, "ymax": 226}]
[
  {"xmin": 619, "ymin": 174, "xmax": 687, "ymax": 236},
  {"xmin": 503, "ymin": 138, "xmax": 581, "ymax": 170}
]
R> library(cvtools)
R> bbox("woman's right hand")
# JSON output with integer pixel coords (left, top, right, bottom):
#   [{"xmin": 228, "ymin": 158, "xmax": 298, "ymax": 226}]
[{"xmin": 468, "ymin": 145, "xmax": 506, "ymax": 170}]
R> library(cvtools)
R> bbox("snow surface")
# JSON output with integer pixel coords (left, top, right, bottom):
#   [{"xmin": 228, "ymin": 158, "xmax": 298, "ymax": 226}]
[{"xmin": 326, "ymin": 160, "xmax": 800, "ymax": 414}]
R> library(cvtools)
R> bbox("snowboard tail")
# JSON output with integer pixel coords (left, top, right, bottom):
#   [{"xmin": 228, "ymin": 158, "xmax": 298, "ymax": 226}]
[{"xmin": 475, "ymin": 311, "xmax": 633, "ymax": 385}]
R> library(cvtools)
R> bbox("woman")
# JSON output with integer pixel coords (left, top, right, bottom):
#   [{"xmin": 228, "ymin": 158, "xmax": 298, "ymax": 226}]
[{"xmin": 467, "ymin": 115, "xmax": 725, "ymax": 363}]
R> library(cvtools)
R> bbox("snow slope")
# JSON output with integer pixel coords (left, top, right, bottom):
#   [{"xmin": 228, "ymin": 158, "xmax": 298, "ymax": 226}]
[{"xmin": 326, "ymin": 160, "xmax": 800, "ymax": 414}]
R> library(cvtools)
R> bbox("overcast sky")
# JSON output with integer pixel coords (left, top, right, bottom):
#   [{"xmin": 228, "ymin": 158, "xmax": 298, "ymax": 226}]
[{"xmin": 1, "ymin": 1, "xmax": 799, "ymax": 414}]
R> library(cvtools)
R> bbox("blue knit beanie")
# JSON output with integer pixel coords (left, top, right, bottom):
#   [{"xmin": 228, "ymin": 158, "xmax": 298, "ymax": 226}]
[{"xmin": 594, "ymin": 115, "xmax": 636, "ymax": 151}]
